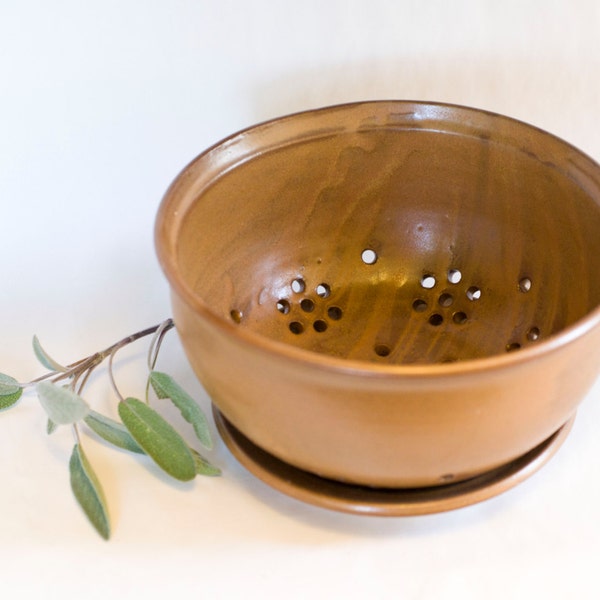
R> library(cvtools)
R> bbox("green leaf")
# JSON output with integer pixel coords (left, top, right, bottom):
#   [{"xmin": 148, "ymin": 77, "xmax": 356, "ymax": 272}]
[
  {"xmin": 84, "ymin": 410, "xmax": 144, "ymax": 454},
  {"xmin": 0, "ymin": 372, "xmax": 22, "ymax": 395},
  {"xmin": 190, "ymin": 449, "xmax": 222, "ymax": 477},
  {"xmin": 32, "ymin": 335, "xmax": 67, "ymax": 372},
  {"xmin": 0, "ymin": 389, "xmax": 22, "ymax": 411},
  {"xmin": 149, "ymin": 371, "xmax": 212, "ymax": 449},
  {"xmin": 118, "ymin": 397, "xmax": 196, "ymax": 482},
  {"xmin": 69, "ymin": 443, "xmax": 111, "ymax": 540},
  {"xmin": 47, "ymin": 419, "xmax": 58, "ymax": 434},
  {"xmin": 0, "ymin": 373, "xmax": 23, "ymax": 410},
  {"xmin": 36, "ymin": 381, "xmax": 89, "ymax": 424}
]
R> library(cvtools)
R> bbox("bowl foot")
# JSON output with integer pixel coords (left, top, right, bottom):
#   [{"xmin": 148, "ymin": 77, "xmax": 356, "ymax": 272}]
[{"xmin": 213, "ymin": 407, "xmax": 575, "ymax": 516}]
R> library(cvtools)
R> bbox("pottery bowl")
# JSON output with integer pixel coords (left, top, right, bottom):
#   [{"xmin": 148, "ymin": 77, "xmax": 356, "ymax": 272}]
[{"xmin": 155, "ymin": 101, "xmax": 600, "ymax": 494}]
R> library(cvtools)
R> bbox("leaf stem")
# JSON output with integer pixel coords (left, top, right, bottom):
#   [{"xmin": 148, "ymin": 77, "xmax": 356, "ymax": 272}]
[
  {"xmin": 147, "ymin": 319, "xmax": 174, "ymax": 371},
  {"xmin": 20, "ymin": 319, "xmax": 175, "ymax": 393},
  {"xmin": 107, "ymin": 350, "xmax": 124, "ymax": 402},
  {"xmin": 72, "ymin": 422, "xmax": 81, "ymax": 444},
  {"xmin": 75, "ymin": 364, "xmax": 97, "ymax": 396}
]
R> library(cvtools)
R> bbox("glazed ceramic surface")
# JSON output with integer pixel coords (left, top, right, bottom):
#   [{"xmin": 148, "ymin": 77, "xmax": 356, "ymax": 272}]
[{"xmin": 156, "ymin": 101, "xmax": 600, "ymax": 490}]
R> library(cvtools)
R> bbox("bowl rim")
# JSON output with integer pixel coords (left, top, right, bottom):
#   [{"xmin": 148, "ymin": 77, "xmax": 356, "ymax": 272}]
[{"xmin": 155, "ymin": 99, "xmax": 600, "ymax": 378}]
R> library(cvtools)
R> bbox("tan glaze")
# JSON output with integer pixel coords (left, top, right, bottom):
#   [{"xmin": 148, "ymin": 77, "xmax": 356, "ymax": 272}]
[
  {"xmin": 156, "ymin": 101, "xmax": 600, "ymax": 491},
  {"xmin": 212, "ymin": 408, "xmax": 575, "ymax": 515}
]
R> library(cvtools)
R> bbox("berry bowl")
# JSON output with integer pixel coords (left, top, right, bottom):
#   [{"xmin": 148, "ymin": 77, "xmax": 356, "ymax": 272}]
[{"xmin": 155, "ymin": 101, "xmax": 600, "ymax": 514}]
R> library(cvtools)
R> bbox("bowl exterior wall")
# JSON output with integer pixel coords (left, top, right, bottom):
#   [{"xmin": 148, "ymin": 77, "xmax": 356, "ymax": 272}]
[{"xmin": 172, "ymin": 289, "xmax": 600, "ymax": 487}]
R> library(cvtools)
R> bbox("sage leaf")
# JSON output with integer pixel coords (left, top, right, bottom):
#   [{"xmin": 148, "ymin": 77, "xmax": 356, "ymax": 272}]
[
  {"xmin": 36, "ymin": 381, "xmax": 89, "ymax": 424},
  {"xmin": 84, "ymin": 410, "xmax": 144, "ymax": 454},
  {"xmin": 69, "ymin": 443, "xmax": 110, "ymax": 540},
  {"xmin": 0, "ymin": 373, "xmax": 22, "ymax": 410},
  {"xmin": 190, "ymin": 449, "xmax": 222, "ymax": 477},
  {"xmin": 47, "ymin": 419, "xmax": 58, "ymax": 434},
  {"xmin": 0, "ymin": 389, "xmax": 22, "ymax": 410},
  {"xmin": 149, "ymin": 371, "xmax": 212, "ymax": 449},
  {"xmin": 0, "ymin": 372, "xmax": 22, "ymax": 395},
  {"xmin": 32, "ymin": 335, "xmax": 67, "ymax": 372},
  {"xmin": 118, "ymin": 397, "xmax": 196, "ymax": 482}
]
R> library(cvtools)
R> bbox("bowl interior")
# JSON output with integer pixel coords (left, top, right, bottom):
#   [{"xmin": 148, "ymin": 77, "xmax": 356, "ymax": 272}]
[{"xmin": 171, "ymin": 103, "xmax": 600, "ymax": 364}]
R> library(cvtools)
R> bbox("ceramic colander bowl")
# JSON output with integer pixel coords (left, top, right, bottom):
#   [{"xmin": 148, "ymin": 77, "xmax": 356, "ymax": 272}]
[{"xmin": 155, "ymin": 101, "xmax": 600, "ymax": 515}]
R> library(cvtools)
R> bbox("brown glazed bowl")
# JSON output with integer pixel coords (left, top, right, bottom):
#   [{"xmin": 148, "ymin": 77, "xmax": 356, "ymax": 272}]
[{"xmin": 156, "ymin": 101, "xmax": 600, "ymax": 514}]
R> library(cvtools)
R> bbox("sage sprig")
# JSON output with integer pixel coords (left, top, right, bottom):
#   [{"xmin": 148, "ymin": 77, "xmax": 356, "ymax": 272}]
[{"xmin": 0, "ymin": 318, "xmax": 220, "ymax": 540}]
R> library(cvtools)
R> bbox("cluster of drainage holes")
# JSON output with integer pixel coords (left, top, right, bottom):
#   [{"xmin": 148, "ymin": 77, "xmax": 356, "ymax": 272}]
[
  {"xmin": 360, "ymin": 251, "xmax": 542, "ymax": 358},
  {"xmin": 277, "ymin": 278, "xmax": 343, "ymax": 335},
  {"xmin": 410, "ymin": 269, "xmax": 479, "ymax": 327}
]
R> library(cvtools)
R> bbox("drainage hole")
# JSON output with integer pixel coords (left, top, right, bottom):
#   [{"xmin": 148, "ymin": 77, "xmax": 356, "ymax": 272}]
[
  {"xmin": 466, "ymin": 286, "xmax": 482, "ymax": 301},
  {"xmin": 438, "ymin": 293, "xmax": 454, "ymax": 308},
  {"xmin": 316, "ymin": 283, "xmax": 331, "ymax": 298},
  {"xmin": 374, "ymin": 343, "xmax": 391, "ymax": 357},
  {"xmin": 421, "ymin": 274, "xmax": 436, "ymax": 289},
  {"xmin": 276, "ymin": 299, "xmax": 291, "ymax": 315},
  {"xmin": 313, "ymin": 319, "xmax": 328, "ymax": 333},
  {"xmin": 506, "ymin": 342, "xmax": 521, "ymax": 352},
  {"xmin": 327, "ymin": 306, "xmax": 343, "ymax": 320},
  {"xmin": 289, "ymin": 321, "xmax": 304, "ymax": 334},
  {"xmin": 361, "ymin": 249, "xmax": 378, "ymax": 264},
  {"xmin": 447, "ymin": 269, "xmax": 462, "ymax": 284},
  {"xmin": 527, "ymin": 326, "xmax": 540, "ymax": 341},
  {"xmin": 300, "ymin": 298, "xmax": 315, "ymax": 312},
  {"xmin": 291, "ymin": 278, "xmax": 306, "ymax": 293},
  {"xmin": 452, "ymin": 311, "xmax": 468, "ymax": 325},
  {"xmin": 412, "ymin": 298, "xmax": 428, "ymax": 312},
  {"xmin": 428, "ymin": 313, "xmax": 444, "ymax": 326},
  {"xmin": 230, "ymin": 309, "xmax": 242, "ymax": 324},
  {"xmin": 519, "ymin": 277, "xmax": 532, "ymax": 293}
]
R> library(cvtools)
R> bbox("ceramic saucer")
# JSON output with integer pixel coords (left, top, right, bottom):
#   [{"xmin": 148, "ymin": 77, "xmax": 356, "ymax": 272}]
[{"xmin": 213, "ymin": 407, "xmax": 574, "ymax": 516}]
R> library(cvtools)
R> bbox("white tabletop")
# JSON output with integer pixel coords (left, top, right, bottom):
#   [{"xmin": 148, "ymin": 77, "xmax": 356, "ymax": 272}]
[{"xmin": 2, "ymin": 2, "xmax": 600, "ymax": 598}]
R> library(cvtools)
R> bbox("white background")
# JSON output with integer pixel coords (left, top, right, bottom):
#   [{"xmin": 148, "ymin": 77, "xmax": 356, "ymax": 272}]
[{"xmin": 2, "ymin": 1, "xmax": 600, "ymax": 598}]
